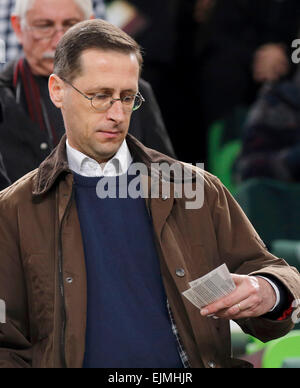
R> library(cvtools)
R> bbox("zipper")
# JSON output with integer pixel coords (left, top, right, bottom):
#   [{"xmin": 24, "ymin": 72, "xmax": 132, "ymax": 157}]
[{"xmin": 58, "ymin": 185, "xmax": 74, "ymax": 368}]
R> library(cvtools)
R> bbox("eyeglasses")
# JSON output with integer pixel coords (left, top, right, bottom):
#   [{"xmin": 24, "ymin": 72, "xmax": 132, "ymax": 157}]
[
  {"xmin": 61, "ymin": 79, "xmax": 145, "ymax": 113},
  {"xmin": 25, "ymin": 22, "xmax": 78, "ymax": 40}
]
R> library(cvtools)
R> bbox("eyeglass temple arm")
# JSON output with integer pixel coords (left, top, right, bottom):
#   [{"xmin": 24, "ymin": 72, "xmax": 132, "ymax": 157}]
[{"xmin": 60, "ymin": 78, "xmax": 93, "ymax": 101}]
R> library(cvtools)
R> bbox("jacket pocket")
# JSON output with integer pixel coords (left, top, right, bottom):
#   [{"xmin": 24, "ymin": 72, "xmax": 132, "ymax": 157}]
[{"xmin": 23, "ymin": 254, "xmax": 54, "ymax": 341}]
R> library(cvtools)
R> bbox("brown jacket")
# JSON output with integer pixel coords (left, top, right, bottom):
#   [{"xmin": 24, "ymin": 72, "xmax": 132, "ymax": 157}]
[{"xmin": 0, "ymin": 135, "xmax": 299, "ymax": 368}]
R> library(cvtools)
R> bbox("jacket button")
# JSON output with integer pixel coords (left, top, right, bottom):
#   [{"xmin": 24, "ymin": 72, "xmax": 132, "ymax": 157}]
[
  {"xmin": 66, "ymin": 277, "xmax": 73, "ymax": 284},
  {"xmin": 208, "ymin": 361, "xmax": 216, "ymax": 368},
  {"xmin": 176, "ymin": 268, "xmax": 185, "ymax": 278},
  {"xmin": 162, "ymin": 195, "xmax": 168, "ymax": 201},
  {"xmin": 40, "ymin": 142, "xmax": 48, "ymax": 150}
]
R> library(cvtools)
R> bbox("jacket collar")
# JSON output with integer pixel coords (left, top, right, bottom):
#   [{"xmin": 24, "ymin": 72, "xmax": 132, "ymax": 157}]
[
  {"xmin": 32, "ymin": 133, "xmax": 179, "ymax": 197},
  {"xmin": 32, "ymin": 134, "xmax": 70, "ymax": 196}
]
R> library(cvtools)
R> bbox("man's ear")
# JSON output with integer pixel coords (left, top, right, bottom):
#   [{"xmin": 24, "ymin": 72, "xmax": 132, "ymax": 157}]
[
  {"xmin": 11, "ymin": 15, "xmax": 24, "ymax": 44},
  {"xmin": 49, "ymin": 74, "xmax": 65, "ymax": 108}
]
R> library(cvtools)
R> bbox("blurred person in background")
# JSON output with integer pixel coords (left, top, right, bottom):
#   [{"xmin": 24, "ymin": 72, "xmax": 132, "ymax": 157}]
[
  {"xmin": 196, "ymin": 0, "xmax": 300, "ymax": 130},
  {"xmin": 0, "ymin": 0, "xmax": 106, "ymax": 66},
  {"xmin": 124, "ymin": 0, "xmax": 300, "ymax": 166},
  {"xmin": 0, "ymin": 0, "xmax": 175, "ymax": 185},
  {"xmin": 0, "ymin": 0, "xmax": 94, "ymax": 184},
  {"xmin": 225, "ymin": 1, "xmax": 300, "ymax": 183},
  {"xmin": 234, "ymin": 65, "xmax": 300, "ymax": 183}
]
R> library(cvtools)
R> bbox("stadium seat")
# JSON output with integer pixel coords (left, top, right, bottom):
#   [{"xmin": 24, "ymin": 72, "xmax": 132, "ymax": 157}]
[
  {"xmin": 207, "ymin": 107, "xmax": 247, "ymax": 193},
  {"xmin": 262, "ymin": 331, "xmax": 300, "ymax": 368},
  {"xmin": 208, "ymin": 120, "xmax": 224, "ymax": 175},
  {"xmin": 216, "ymin": 140, "xmax": 241, "ymax": 194},
  {"xmin": 271, "ymin": 240, "xmax": 300, "ymax": 271},
  {"xmin": 235, "ymin": 179, "xmax": 300, "ymax": 250}
]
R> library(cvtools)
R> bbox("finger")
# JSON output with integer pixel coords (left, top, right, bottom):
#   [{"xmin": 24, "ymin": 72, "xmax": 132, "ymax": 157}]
[
  {"xmin": 225, "ymin": 300, "xmax": 250, "ymax": 317},
  {"xmin": 201, "ymin": 281, "xmax": 254, "ymax": 317},
  {"xmin": 200, "ymin": 288, "xmax": 249, "ymax": 316},
  {"xmin": 213, "ymin": 294, "xmax": 262, "ymax": 320},
  {"xmin": 201, "ymin": 275, "xmax": 260, "ymax": 317}
]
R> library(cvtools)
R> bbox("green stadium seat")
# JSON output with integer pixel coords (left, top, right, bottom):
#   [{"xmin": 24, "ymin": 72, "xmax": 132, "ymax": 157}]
[
  {"xmin": 235, "ymin": 179, "xmax": 300, "ymax": 249},
  {"xmin": 271, "ymin": 240, "xmax": 300, "ymax": 271},
  {"xmin": 207, "ymin": 107, "xmax": 247, "ymax": 194},
  {"xmin": 208, "ymin": 120, "xmax": 224, "ymax": 175},
  {"xmin": 215, "ymin": 140, "xmax": 241, "ymax": 195},
  {"xmin": 262, "ymin": 331, "xmax": 300, "ymax": 368}
]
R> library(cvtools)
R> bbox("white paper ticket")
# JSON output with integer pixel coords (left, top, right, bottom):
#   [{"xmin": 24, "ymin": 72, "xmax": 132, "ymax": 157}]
[{"xmin": 182, "ymin": 264, "xmax": 236, "ymax": 309}]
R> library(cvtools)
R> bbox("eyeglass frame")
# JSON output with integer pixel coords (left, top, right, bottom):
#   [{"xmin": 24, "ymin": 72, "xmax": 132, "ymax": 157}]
[
  {"xmin": 22, "ymin": 20, "xmax": 80, "ymax": 40},
  {"xmin": 60, "ymin": 78, "xmax": 145, "ymax": 113}
]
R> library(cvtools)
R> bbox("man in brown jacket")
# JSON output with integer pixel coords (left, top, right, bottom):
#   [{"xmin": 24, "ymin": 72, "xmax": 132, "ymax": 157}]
[{"xmin": 0, "ymin": 19, "xmax": 299, "ymax": 369}]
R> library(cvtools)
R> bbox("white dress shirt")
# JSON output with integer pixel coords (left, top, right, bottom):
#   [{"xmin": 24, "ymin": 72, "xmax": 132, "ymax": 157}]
[{"xmin": 66, "ymin": 139, "xmax": 133, "ymax": 178}]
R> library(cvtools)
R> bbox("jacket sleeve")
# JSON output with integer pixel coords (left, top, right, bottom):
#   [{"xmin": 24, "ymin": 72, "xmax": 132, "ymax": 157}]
[
  {"xmin": 0, "ymin": 190, "xmax": 32, "ymax": 368},
  {"xmin": 207, "ymin": 175, "xmax": 300, "ymax": 342}
]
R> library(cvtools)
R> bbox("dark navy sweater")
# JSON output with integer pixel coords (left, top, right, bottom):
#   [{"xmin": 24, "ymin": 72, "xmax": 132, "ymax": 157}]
[{"xmin": 73, "ymin": 172, "xmax": 182, "ymax": 368}]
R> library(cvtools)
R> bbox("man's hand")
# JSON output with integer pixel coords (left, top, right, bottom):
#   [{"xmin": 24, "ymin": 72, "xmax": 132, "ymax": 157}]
[{"xmin": 200, "ymin": 275, "xmax": 276, "ymax": 320}]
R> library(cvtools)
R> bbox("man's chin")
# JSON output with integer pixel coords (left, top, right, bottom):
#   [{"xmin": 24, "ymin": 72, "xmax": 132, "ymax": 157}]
[{"xmin": 92, "ymin": 143, "xmax": 123, "ymax": 164}]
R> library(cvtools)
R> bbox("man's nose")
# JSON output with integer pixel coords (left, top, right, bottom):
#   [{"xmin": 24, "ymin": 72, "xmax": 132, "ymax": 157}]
[{"xmin": 106, "ymin": 100, "xmax": 126, "ymax": 123}]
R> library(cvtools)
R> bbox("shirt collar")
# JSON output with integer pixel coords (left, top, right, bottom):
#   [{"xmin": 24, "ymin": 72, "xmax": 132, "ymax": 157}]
[{"xmin": 66, "ymin": 138, "xmax": 133, "ymax": 177}]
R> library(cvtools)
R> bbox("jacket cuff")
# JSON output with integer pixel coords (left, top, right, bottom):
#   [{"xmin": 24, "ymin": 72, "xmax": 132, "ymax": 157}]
[
  {"xmin": 259, "ymin": 274, "xmax": 293, "ymax": 320},
  {"xmin": 256, "ymin": 275, "xmax": 280, "ymax": 311}
]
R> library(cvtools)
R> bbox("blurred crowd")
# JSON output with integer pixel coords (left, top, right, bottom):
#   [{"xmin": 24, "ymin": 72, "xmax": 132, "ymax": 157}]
[{"xmin": 1, "ymin": 0, "xmax": 300, "ymax": 189}]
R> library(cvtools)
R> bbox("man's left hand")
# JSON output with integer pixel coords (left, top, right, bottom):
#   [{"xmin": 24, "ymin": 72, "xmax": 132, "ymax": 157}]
[{"xmin": 200, "ymin": 274, "xmax": 276, "ymax": 320}]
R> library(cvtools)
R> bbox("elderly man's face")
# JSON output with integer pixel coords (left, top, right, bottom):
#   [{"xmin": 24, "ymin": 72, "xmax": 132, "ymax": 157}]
[
  {"xmin": 50, "ymin": 49, "xmax": 140, "ymax": 164},
  {"xmin": 12, "ymin": 0, "xmax": 85, "ymax": 76}
]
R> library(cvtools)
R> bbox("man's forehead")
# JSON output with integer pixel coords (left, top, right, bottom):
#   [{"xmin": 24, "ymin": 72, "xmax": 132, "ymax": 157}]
[
  {"xmin": 79, "ymin": 49, "xmax": 139, "ymax": 67},
  {"xmin": 73, "ymin": 50, "xmax": 140, "ymax": 89}
]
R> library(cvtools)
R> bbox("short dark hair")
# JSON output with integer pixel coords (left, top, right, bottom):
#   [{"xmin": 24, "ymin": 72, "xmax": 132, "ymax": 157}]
[{"xmin": 54, "ymin": 19, "xmax": 143, "ymax": 81}]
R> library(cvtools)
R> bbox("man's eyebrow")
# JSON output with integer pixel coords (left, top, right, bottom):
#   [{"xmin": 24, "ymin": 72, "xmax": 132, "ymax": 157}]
[
  {"xmin": 85, "ymin": 87, "xmax": 138, "ymax": 95},
  {"xmin": 62, "ymin": 18, "xmax": 82, "ymax": 23},
  {"xmin": 84, "ymin": 87, "xmax": 112, "ymax": 95},
  {"xmin": 122, "ymin": 89, "xmax": 138, "ymax": 94},
  {"xmin": 31, "ymin": 18, "xmax": 53, "ymax": 24}
]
